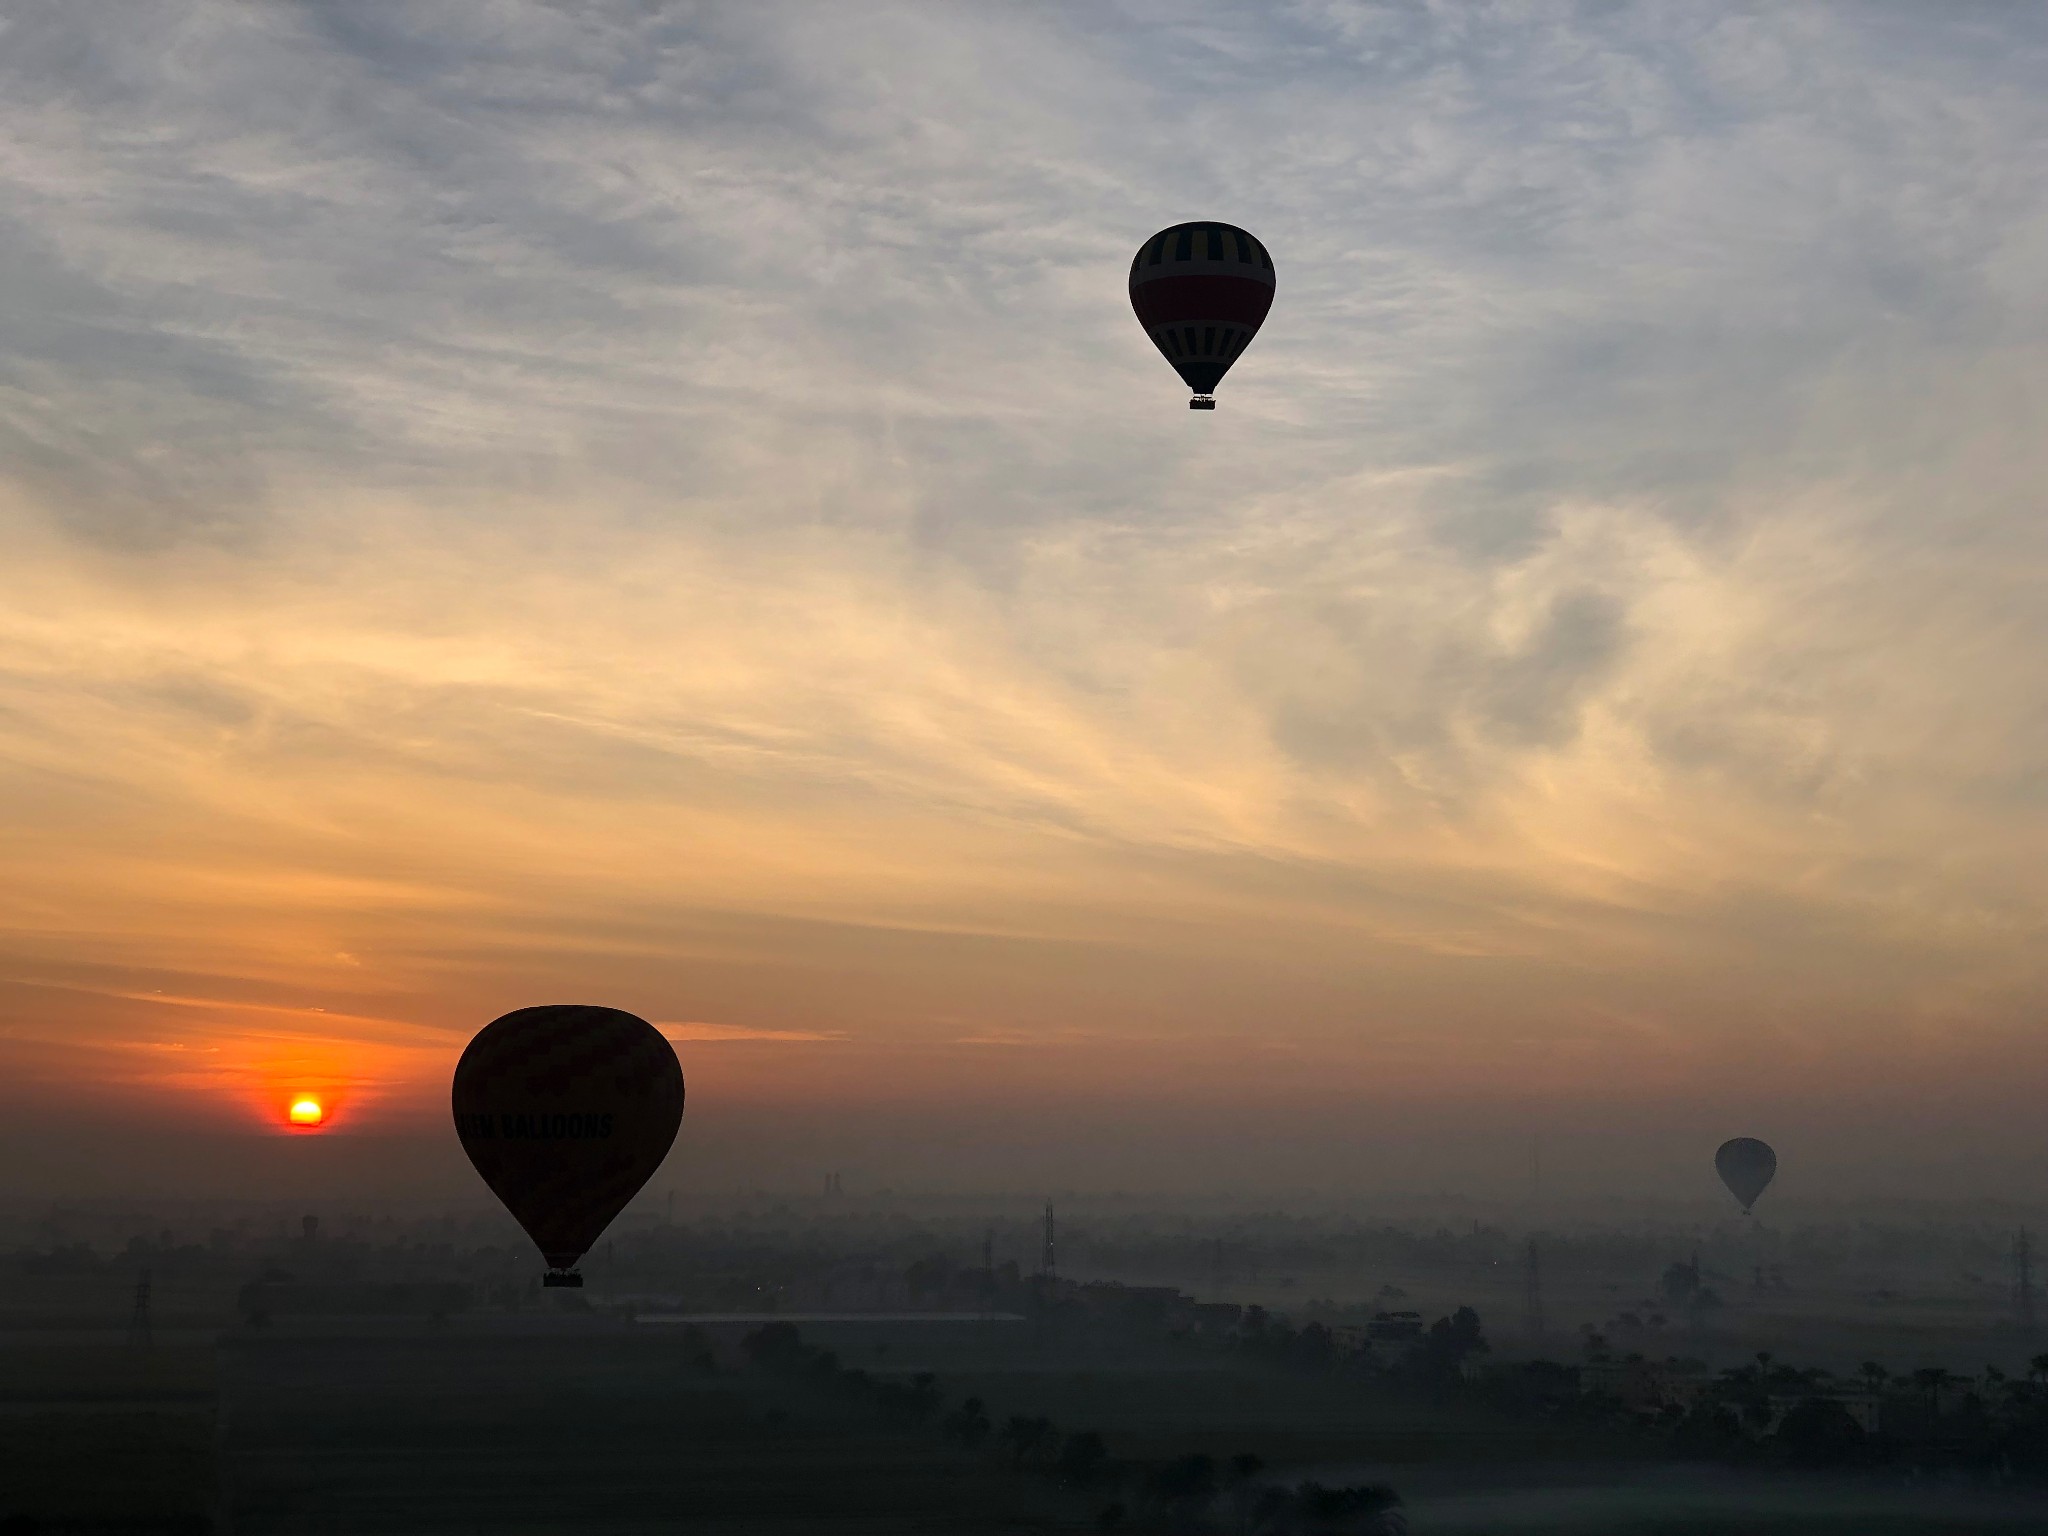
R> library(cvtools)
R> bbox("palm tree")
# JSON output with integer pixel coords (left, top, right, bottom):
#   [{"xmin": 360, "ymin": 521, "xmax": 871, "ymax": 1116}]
[
  {"xmin": 1002, "ymin": 1414, "xmax": 1056, "ymax": 1467},
  {"xmin": 1911, "ymin": 1366, "xmax": 1952, "ymax": 1418},
  {"xmin": 944, "ymin": 1396, "xmax": 991, "ymax": 1449},
  {"xmin": 2029, "ymin": 1353, "xmax": 2048, "ymax": 1388},
  {"xmin": 1859, "ymin": 1361, "xmax": 1888, "ymax": 1394}
]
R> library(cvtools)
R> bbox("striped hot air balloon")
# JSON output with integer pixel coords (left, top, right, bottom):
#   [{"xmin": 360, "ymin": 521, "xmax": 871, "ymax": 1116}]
[
  {"xmin": 1128, "ymin": 221, "xmax": 1275, "ymax": 409},
  {"xmin": 453, "ymin": 1005, "xmax": 684, "ymax": 1285}
]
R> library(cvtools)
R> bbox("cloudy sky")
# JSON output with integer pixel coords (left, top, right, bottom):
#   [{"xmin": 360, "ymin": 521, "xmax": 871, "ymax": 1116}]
[{"xmin": 2, "ymin": 1, "xmax": 2046, "ymax": 1202}]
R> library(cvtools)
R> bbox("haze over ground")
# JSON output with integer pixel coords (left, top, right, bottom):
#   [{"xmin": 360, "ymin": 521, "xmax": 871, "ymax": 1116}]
[{"xmin": 2, "ymin": 3, "xmax": 2047, "ymax": 1204}]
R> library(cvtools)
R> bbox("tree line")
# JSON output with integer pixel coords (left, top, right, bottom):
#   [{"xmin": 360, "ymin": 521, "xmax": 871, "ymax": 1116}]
[{"xmin": 737, "ymin": 1321, "xmax": 1405, "ymax": 1534}]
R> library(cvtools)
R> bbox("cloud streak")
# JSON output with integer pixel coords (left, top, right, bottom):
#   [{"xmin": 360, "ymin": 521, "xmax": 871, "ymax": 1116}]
[{"xmin": 2, "ymin": 1, "xmax": 2047, "ymax": 1190}]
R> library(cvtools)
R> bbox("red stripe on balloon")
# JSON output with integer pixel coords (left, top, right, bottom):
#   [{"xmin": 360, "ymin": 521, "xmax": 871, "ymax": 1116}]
[{"xmin": 1129, "ymin": 275, "xmax": 1274, "ymax": 330}]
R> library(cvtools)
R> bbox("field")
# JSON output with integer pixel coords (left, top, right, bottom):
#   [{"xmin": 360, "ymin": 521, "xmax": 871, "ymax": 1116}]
[
  {"xmin": 215, "ymin": 1320, "xmax": 1077, "ymax": 1535},
  {"xmin": 0, "ymin": 1339, "xmax": 218, "ymax": 1533},
  {"xmin": 3, "ymin": 1310, "xmax": 2045, "ymax": 1534},
  {"xmin": 3, "ymin": 1218, "xmax": 2046, "ymax": 1536}
]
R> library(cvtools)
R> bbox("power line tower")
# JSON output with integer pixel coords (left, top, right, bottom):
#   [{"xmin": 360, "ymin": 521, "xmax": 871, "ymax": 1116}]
[
  {"xmin": 1522, "ymin": 1237, "xmax": 1545, "ymax": 1342},
  {"xmin": 1041, "ymin": 1203, "xmax": 1056, "ymax": 1281},
  {"xmin": 128, "ymin": 1269, "xmax": 153, "ymax": 1350},
  {"xmin": 2015, "ymin": 1228, "xmax": 2037, "ymax": 1332}
]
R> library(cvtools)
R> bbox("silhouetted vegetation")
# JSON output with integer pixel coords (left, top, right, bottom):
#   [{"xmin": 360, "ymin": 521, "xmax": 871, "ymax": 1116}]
[
  {"xmin": 8, "ymin": 1197, "xmax": 2048, "ymax": 1530},
  {"xmin": 737, "ymin": 1320, "xmax": 1406, "ymax": 1533}
]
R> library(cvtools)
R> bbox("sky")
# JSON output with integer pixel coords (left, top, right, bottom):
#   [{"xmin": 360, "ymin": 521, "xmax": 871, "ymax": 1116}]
[{"xmin": 2, "ymin": 1, "xmax": 2047, "ymax": 1204}]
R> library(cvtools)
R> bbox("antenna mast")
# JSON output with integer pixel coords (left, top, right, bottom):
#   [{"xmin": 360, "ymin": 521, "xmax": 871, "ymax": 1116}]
[
  {"xmin": 128, "ymin": 1269, "xmax": 153, "ymax": 1350},
  {"xmin": 2016, "ymin": 1228, "xmax": 2037, "ymax": 1332}
]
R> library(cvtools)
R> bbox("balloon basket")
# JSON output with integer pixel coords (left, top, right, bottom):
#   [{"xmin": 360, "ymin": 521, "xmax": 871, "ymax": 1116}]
[
  {"xmin": 543, "ymin": 1270, "xmax": 584, "ymax": 1288},
  {"xmin": 1189, "ymin": 395, "xmax": 1216, "ymax": 410}
]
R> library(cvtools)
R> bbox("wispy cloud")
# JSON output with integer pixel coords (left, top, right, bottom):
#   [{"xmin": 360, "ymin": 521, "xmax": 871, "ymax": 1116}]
[
  {"xmin": 2, "ymin": 2, "xmax": 2047, "ymax": 1174},
  {"xmin": 660, "ymin": 1021, "xmax": 846, "ymax": 1044}
]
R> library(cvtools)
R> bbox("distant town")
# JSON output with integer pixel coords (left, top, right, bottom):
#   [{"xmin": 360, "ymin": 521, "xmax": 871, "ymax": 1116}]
[{"xmin": 5, "ymin": 1192, "xmax": 2046, "ymax": 1532}]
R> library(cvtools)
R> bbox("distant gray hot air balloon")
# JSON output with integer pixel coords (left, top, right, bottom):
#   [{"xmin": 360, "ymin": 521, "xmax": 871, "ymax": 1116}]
[{"xmin": 1715, "ymin": 1137, "xmax": 1776, "ymax": 1214}]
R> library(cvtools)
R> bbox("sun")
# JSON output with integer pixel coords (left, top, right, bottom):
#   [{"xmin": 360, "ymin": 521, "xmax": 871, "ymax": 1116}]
[{"xmin": 288, "ymin": 1098, "xmax": 325, "ymax": 1127}]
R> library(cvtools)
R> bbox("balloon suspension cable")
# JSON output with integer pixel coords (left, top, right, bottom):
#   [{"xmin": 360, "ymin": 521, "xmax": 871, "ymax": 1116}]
[
  {"xmin": 543, "ymin": 1269, "xmax": 585, "ymax": 1288},
  {"xmin": 1189, "ymin": 394, "xmax": 1216, "ymax": 410}
]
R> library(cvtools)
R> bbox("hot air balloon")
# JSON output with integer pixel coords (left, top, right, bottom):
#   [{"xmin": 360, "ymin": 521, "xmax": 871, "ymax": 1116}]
[
  {"xmin": 1715, "ymin": 1137, "xmax": 1776, "ymax": 1215},
  {"xmin": 1129, "ymin": 222, "xmax": 1274, "ymax": 409},
  {"xmin": 453, "ymin": 1005, "xmax": 684, "ymax": 1286}
]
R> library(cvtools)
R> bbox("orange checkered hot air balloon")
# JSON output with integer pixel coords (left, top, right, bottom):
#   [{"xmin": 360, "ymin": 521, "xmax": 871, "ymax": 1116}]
[
  {"xmin": 453, "ymin": 1005, "xmax": 684, "ymax": 1286},
  {"xmin": 1129, "ymin": 221, "xmax": 1275, "ymax": 409}
]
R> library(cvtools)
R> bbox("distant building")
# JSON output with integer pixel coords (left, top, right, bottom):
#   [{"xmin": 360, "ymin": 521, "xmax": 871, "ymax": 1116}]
[
  {"xmin": 1765, "ymin": 1389, "xmax": 1881, "ymax": 1434},
  {"xmin": 1579, "ymin": 1356, "xmax": 1709, "ymax": 1413},
  {"xmin": 1090, "ymin": 1283, "xmax": 1185, "ymax": 1320},
  {"xmin": 1361, "ymin": 1311, "xmax": 1425, "ymax": 1364},
  {"xmin": 1365, "ymin": 1311, "xmax": 1423, "ymax": 1344},
  {"xmin": 1189, "ymin": 1301, "xmax": 1244, "ymax": 1336}
]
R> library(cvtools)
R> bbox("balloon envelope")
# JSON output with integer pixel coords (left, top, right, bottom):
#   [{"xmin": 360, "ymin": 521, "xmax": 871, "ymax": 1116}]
[
  {"xmin": 452, "ymin": 1005, "xmax": 683, "ymax": 1273},
  {"xmin": 1715, "ymin": 1137, "xmax": 1777, "ymax": 1213},
  {"xmin": 1129, "ymin": 222, "xmax": 1274, "ymax": 404}
]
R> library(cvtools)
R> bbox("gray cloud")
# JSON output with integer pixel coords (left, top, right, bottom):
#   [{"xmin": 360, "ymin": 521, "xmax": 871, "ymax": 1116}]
[{"xmin": 5, "ymin": 2, "xmax": 2041, "ymax": 546}]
